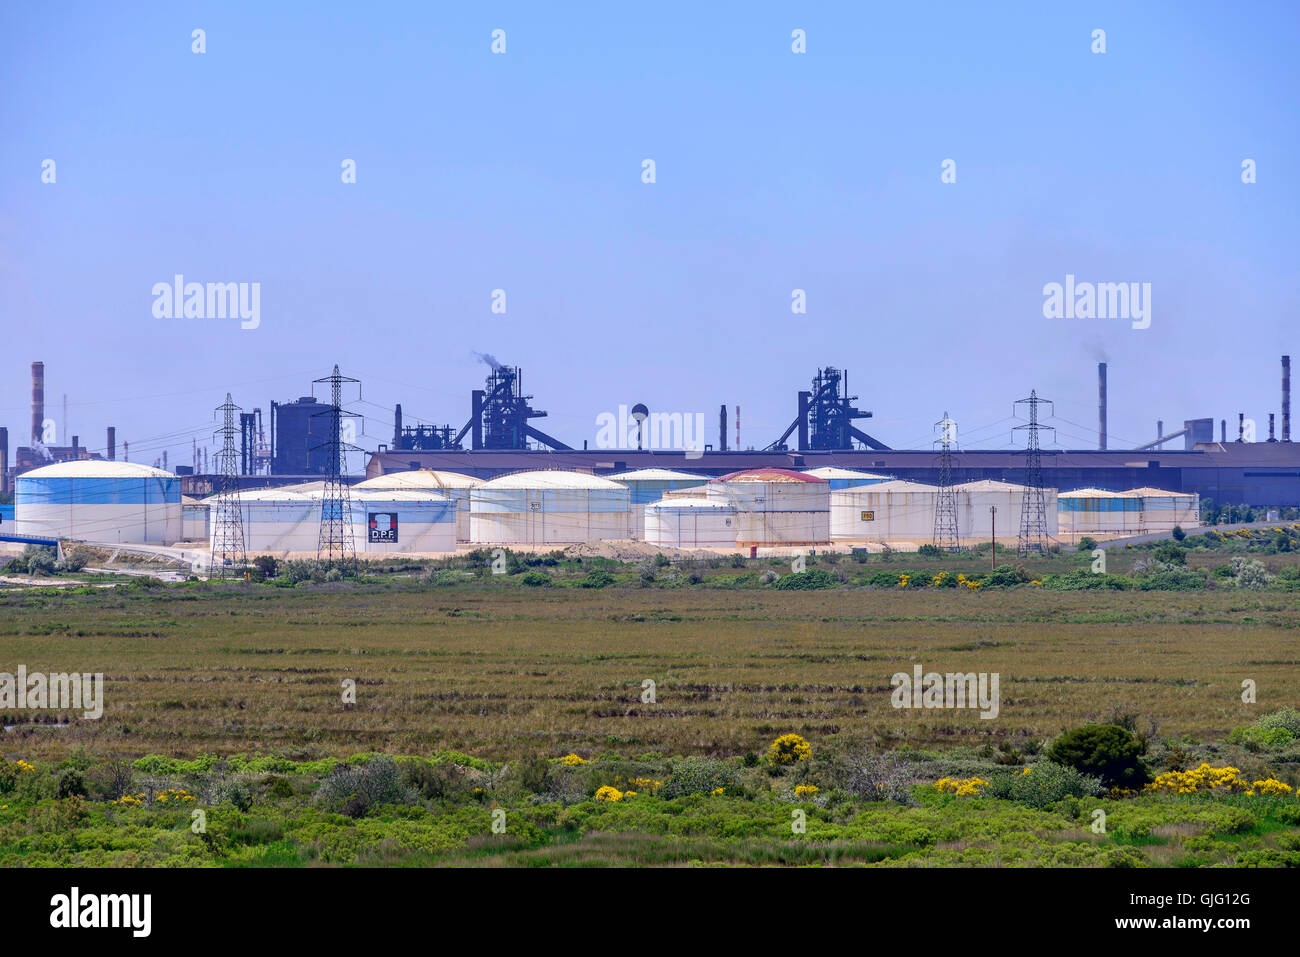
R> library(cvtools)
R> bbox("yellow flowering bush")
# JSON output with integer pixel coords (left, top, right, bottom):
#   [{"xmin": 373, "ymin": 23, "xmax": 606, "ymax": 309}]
[
  {"xmin": 934, "ymin": 776, "xmax": 989, "ymax": 796},
  {"xmin": 768, "ymin": 733, "xmax": 813, "ymax": 765},
  {"xmin": 897, "ymin": 574, "xmax": 911, "ymax": 588},
  {"xmin": 628, "ymin": 777, "xmax": 661, "ymax": 792},
  {"xmin": 1246, "ymin": 778, "xmax": 1293, "ymax": 797},
  {"xmin": 793, "ymin": 784, "xmax": 819, "ymax": 797},
  {"xmin": 558, "ymin": 753, "xmax": 587, "ymax": 766},
  {"xmin": 710, "ymin": 786, "xmax": 726, "ymax": 796},
  {"xmin": 594, "ymin": 785, "xmax": 623, "ymax": 802},
  {"xmin": 1144, "ymin": 764, "xmax": 1247, "ymax": 795},
  {"xmin": 15, "ymin": 760, "xmax": 34, "ymax": 774}
]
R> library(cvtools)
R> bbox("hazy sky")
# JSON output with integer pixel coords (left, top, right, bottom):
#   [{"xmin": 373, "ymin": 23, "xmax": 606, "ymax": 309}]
[{"xmin": 2, "ymin": 1, "xmax": 1297, "ymax": 468}]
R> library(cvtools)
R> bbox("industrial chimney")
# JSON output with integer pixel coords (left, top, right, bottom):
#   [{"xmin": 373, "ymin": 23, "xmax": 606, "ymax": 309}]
[
  {"xmin": 1284, "ymin": 355, "xmax": 1292, "ymax": 442},
  {"xmin": 0, "ymin": 427, "xmax": 8, "ymax": 494},
  {"xmin": 1098, "ymin": 363, "xmax": 1108, "ymax": 450},
  {"xmin": 107, "ymin": 426, "xmax": 116, "ymax": 461},
  {"xmin": 393, "ymin": 404, "xmax": 403, "ymax": 448},
  {"xmin": 30, "ymin": 361, "xmax": 44, "ymax": 445},
  {"xmin": 1268, "ymin": 413, "xmax": 1277, "ymax": 442},
  {"xmin": 1238, "ymin": 413, "xmax": 1245, "ymax": 443},
  {"xmin": 719, "ymin": 404, "xmax": 728, "ymax": 452}
]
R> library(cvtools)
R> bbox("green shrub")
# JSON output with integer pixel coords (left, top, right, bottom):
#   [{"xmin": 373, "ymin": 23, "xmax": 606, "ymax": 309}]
[
  {"xmin": 771, "ymin": 568, "xmax": 837, "ymax": 590},
  {"xmin": 987, "ymin": 763, "xmax": 1102, "ymax": 807},
  {"xmin": 1046, "ymin": 724, "xmax": 1149, "ymax": 789},
  {"xmin": 520, "ymin": 570, "xmax": 552, "ymax": 587},
  {"xmin": 57, "ymin": 768, "xmax": 88, "ymax": 799},
  {"xmin": 579, "ymin": 569, "xmax": 616, "ymax": 589},
  {"xmin": 660, "ymin": 758, "xmax": 737, "ymax": 799}
]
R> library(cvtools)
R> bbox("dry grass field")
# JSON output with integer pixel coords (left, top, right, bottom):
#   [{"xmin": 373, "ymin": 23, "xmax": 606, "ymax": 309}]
[{"xmin": 3, "ymin": 582, "xmax": 1296, "ymax": 763}]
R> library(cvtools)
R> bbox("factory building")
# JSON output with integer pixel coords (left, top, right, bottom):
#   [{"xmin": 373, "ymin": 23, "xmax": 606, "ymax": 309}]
[
  {"xmin": 607, "ymin": 468, "xmax": 709, "ymax": 538},
  {"xmin": 831, "ymin": 480, "xmax": 937, "ymax": 542},
  {"xmin": 643, "ymin": 498, "xmax": 738, "ymax": 548},
  {"xmin": 800, "ymin": 466, "xmax": 892, "ymax": 490},
  {"xmin": 470, "ymin": 470, "xmax": 631, "ymax": 545},
  {"xmin": 354, "ymin": 469, "xmax": 480, "ymax": 541},
  {"xmin": 15, "ymin": 460, "xmax": 181, "ymax": 544},
  {"xmin": 707, "ymin": 468, "xmax": 830, "ymax": 546}
]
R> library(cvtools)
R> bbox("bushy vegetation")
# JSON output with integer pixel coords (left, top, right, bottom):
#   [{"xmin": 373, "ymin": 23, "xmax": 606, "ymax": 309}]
[{"xmin": 1047, "ymin": 725, "xmax": 1150, "ymax": 789}]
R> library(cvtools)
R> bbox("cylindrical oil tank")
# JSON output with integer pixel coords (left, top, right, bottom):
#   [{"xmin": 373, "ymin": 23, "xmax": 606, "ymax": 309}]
[
  {"xmin": 470, "ymin": 470, "xmax": 631, "ymax": 545},
  {"xmin": 1127, "ymin": 486, "xmax": 1200, "ymax": 534},
  {"xmin": 16, "ymin": 460, "xmax": 181, "ymax": 543},
  {"xmin": 831, "ymin": 479, "xmax": 937, "ymax": 541},
  {"xmin": 644, "ymin": 498, "xmax": 738, "ymax": 548},
  {"xmin": 1057, "ymin": 488, "xmax": 1138, "ymax": 541},
  {"xmin": 957, "ymin": 479, "xmax": 1059, "ymax": 540},
  {"xmin": 355, "ymin": 469, "xmax": 481, "ymax": 541},
  {"xmin": 707, "ymin": 468, "xmax": 829, "ymax": 545},
  {"xmin": 608, "ymin": 468, "xmax": 709, "ymax": 538},
  {"xmin": 800, "ymin": 466, "xmax": 892, "ymax": 491},
  {"xmin": 352, "ymin": 488, "xmax": 456, "ymax": 553}
]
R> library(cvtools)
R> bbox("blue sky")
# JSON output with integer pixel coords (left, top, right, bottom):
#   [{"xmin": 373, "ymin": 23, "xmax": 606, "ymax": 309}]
[{"xmin": 1, "ymin": 1, "xmax": 1297, "ymax": 467}]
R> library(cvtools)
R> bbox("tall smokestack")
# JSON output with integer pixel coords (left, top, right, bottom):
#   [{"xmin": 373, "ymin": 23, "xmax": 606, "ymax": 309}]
[
  {"xmin": 1098, "ymin": 362, "xmax": 1108, "ymax": 451},
  {"xmin": 30, "ymin": 361, "xmax": 44, "ymax": 445},
  {"xmin": 736, "ymin": 406, "xmax": 740, "ymax": 451},
  {"xmin": 1238, "ymin": 413, "xmax": 1245, "ymax": 443},
  {"xmin": 1221, "ymin": 419, "xmax": 1226, "ymax": 443},
  {"xmin": 719, "ymin": 404, "xmax": 727, "ymax": 452},
  {"xmin": 393, "ymin": 404, "xmax": 403, "ymax": 448},
  {"xmin": 0, "ymin": 427, "xmax": 8, "ymax": 494},
  {"xmin": 1157, "ymin": 420, "xmax": 1163, "ymax": 451},
  {"xmin": 1284, "ymin": 355, "xmax": 1291, "ymax": 442},
  {"xmin": 1268, "ymin": 413, "xmax": 1276, "ymax": 442},
  {"xmin": 107, "ymin": 426, "xmax": 116, "ymax": 461}
]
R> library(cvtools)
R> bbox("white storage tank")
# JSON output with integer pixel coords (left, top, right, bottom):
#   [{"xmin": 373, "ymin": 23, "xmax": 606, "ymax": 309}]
[
  {"xmin": 801, "ymin": 466, "xmax": 892, "ymax": 491},
  {"xmin": 181, "ymin": 496, "xmax": 210, "ymax": 542},
  {"xmin": 708, "ymin": 468, "xmax": 829, "ymax": 546},
  {"xmin": 1128, "ymin": 487, "xmax": 1201, "ymax": 534},
  {"xmin": 644, "ymin": 498, "xmax": 738, "ymax": 548},
  {"xmin": 355, "ymin": 469, "xmax": 480, "ymax": 541},
  {"xmin": 15, "ymin": 460, "xmax": 182, "ymax": 544},
  {"xmin": 470, "ymin": 470, "xmax": 632, "ymax": 545},
  {"xmin": 1058, "ymin": 488, "xmax": 1141, "ymax": 541},
  {"xmin": 831, "ymin": 479, "xmax": 937, "ymax": 541},
  {"xmin": 207, "ymin": 483, "xmax": 322, "ymax": 554},
  {"xmin": 352, "ymin": 488, "xmax": 456, "ymax": 553},
  {"xmin": 957, "ymin": 479, "xmax": 1059, "ymax": 540},
  {"xmin": 608, "ymin": 468, "xmax": 709, "ymax": 538}
]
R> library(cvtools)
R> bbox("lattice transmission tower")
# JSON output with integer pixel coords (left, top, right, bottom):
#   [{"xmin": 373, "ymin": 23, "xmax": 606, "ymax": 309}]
[
  {"xmin": 932, "ymin": 411, "xmax": 960, "ymax": 551},
  {"xmin": 313, "ymin": 365, "xmax": 362, "ymax": 574},
  {"xmin": 1013, "ymin": 390, "xmax": 1055, "ymax": 556},
  {"xmin": 209, "ymin": 393, "xmax": 247, "ymax": 578}
]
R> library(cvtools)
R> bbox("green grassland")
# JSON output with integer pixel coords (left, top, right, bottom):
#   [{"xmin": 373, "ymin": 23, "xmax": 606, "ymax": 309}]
[{"xmin": 2, "ymin": 529, "xmax": 1300, "ymax": 867}]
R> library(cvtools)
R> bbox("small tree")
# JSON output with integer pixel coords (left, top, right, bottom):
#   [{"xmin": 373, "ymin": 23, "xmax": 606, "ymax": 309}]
[{"xmin": 1046, "ymin": 724, "xmax": 1149, "ymax": 789}]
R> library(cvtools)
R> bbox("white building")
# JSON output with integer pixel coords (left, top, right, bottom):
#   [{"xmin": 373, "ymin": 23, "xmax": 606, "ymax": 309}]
[
  {"xmin": 15, "ymin": 460, "xmax": 181, "ymax": 544},
  {"xmin": 470, "ymin": 470, "xmax": 631, "ymax": 545}
]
